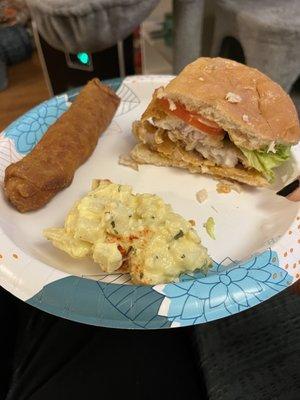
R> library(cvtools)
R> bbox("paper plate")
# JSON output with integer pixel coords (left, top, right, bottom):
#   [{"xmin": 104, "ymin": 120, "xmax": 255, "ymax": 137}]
[{"xmin": 0, "ymin": 76, "xmax": 300, "ymax": 329}]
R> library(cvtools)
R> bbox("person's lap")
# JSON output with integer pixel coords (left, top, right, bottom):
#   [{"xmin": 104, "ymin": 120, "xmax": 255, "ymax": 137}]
[
  {"xmin": 1, "ymin": 287, "xmax": 206, "ymax": 400},
  {"xmin": 1, "ymin": 276, "xmax": 300, "ymax": 399}
]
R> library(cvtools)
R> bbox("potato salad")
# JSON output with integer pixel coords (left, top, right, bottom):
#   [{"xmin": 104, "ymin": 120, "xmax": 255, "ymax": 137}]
[{"xmin": 44, "ymin": 180, "xmax": 211, "ymax": 285}]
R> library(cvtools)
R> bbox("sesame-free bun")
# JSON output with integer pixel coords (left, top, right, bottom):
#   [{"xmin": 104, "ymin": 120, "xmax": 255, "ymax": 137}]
[{"xmin": 159, "ymin": 57, "xmax": 300, "ymax": 149}]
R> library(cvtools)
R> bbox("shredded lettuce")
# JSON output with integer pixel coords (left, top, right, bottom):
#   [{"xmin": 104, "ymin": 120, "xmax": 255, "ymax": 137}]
[{"xmin": 238, "ymin": 145, "xmax": 291, "ymax": 182}]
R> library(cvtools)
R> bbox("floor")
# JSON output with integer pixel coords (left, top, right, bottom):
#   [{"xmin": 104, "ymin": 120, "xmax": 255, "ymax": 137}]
[{"xmin": 0, "ymin": 52, "xmax": 49, "ymax": 132}]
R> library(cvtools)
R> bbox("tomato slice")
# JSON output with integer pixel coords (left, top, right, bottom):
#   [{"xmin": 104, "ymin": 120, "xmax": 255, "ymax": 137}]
[{"xmin": 157, "ymin": 98, "xmax": 223, "ymax": 135}]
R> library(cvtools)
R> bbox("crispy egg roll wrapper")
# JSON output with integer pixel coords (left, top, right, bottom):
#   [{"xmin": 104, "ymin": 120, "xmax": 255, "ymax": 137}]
[{"xmin": 4, "ymin": 78, "xmax": 120, "ymax": 212}]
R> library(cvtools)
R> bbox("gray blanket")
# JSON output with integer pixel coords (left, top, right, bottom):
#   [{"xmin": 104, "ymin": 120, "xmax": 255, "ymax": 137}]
[
  {"xmin": 27, "ymin": 0, "xmax": 159, "ymax": 52},
  {"xmin": 193, "ymin": 287, "xmax": 300, "ymax": 400}
]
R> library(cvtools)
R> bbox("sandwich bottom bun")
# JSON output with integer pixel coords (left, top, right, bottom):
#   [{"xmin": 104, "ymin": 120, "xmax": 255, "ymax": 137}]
[{"xmin": 132, "ymin": 121, "xmax": 268, "ymax": 187}]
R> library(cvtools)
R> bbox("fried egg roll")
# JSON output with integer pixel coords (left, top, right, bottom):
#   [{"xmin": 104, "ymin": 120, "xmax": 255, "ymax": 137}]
[{"xmin": 4, "ymin": 78, "xmax": 120, "ymax": 212}]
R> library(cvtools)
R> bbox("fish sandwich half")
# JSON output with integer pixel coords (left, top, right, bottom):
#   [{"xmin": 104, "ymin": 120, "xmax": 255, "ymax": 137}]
[{"xmin": 132, "ymin": 57, "xmax": 300, "ymax": 186}]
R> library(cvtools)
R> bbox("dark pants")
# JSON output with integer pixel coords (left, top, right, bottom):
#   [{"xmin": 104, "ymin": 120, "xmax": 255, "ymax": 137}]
[
  {"xmin": 0, "ymin": 286, "xmax": 206, "ymax": 400},
  {"xmin": 2, "ymin": 284, "xmax": 300, "ymax": 400}
]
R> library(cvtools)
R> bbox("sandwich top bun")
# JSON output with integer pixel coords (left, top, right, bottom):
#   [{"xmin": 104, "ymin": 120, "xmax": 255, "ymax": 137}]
[{"xmin": 158, "ymin": 57, "xmax": 300, "ymax": 149}]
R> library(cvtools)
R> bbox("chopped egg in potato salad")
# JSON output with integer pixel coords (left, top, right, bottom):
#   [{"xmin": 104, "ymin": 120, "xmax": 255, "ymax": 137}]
[{"xmin": 44, "ymin": 180, "xmax": 211, "ymax": 285}]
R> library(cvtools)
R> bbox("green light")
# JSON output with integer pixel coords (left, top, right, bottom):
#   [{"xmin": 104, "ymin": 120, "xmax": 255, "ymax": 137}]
[{"xmin": 76, "ymin": 52, "xmax": 90, "ymax": 65}]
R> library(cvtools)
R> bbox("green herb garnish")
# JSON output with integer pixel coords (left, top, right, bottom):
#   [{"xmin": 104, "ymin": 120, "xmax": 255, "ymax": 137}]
[
  {"xmin": 203, "ymin": 217, "xmax": 216, "ymax": 240},
  {"xmin": 127, "ymin": 246, "xmax": 133, "ymax": 255},
  {"xmin": 174, "ymin": 230, "xmax": 184, "ymax": 240}
]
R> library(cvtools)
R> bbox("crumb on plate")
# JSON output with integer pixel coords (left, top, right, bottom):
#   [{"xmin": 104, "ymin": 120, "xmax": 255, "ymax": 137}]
[
  {"xmin": 196, "ymin": 189, "xmax": 208, "ymax": 203},
  {"xmin": 216, "ymin": 180, "xmax": 242, "ymax": 194},
  {"xmin": 118, "ymin": 154, "xmax": 139, "ymax": 171}
]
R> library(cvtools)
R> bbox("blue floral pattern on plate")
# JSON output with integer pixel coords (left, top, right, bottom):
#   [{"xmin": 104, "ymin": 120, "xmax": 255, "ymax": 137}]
[
  {"xmin": 2, "ymin": 78, "xmax": 126, "ymax": 155},
  {"xmin": 156, "ymin": 249, "xmax": 292, "ymax": 327},
  {"xmin": 4, "ymin": 95, "xmax": 69, "ymax": 154},
  {"xmin": 27, "ymin": 276, "xmax": 172, "ymax": 329},
  {"xmin": 0, "ymin": 77, "xmax": 295, "ymax": 329},
  {"xmin": 25, "ymin": 249, "xmax": 293, "ymax": 329}
]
